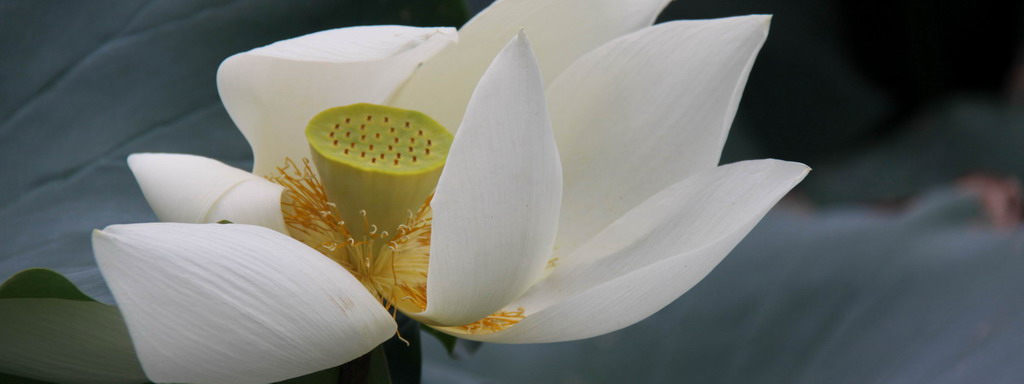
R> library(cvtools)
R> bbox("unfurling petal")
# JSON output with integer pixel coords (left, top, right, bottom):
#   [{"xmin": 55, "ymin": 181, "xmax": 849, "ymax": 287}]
[
  {"xmin": 420, "ymin": 33, "xmax": 562, "ymax": 326},
  {"xmin": 93, "ymin": 223, "xmax": 396, "ymax": 383},
  {"xmin": 218, "ymin": 26, "xmax": 457, "ymax": 176},
  {"xmin": 127, "ymin": 153, "xmax": 288, "ymax": 233},
  {"xmin": 550, "ymin": 16, "xmax": 773, "ymax": 258},
  {"xmin": 392, "ymin": 0, "xmax": 670, "ymax": 131},
  {"xmin": 458, "ymin": 160, "xmax": 809, "ymax": 343}
]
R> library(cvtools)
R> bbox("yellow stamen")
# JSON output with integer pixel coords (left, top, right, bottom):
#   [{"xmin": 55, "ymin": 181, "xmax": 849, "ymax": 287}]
[
  {"xmin": 268, "ymin": 157, "xmax": 431, "ymax": 313},
  {"xmin": 267, "ymin": 104, "xmax": 526, "ymax": 337},
  {"xmin": 268, "ymin": 158, "xmax": 349, "ymax": 247},
  {"xmin": 455, "ymin": 308, "xmax": 527, "ymax": 335}
]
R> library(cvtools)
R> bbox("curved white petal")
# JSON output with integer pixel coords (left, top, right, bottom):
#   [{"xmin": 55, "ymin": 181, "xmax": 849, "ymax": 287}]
[
  {"xmin": 218, "ymin": 26, "xmax": 457, "ymax": 176},
  {"xmin": 457, "ymin": 160, "xmax": 809, "ymax": 343},
  {"xmin": 128, "ymin": 153, "xmax": 288, "ymax": 233},
  {"xmin": 550, "ymin": 16, "xmax": 773, "ymax": 259},
  {"xmin": 419, "ymin": 33, "xmax": 562, "ymax": 326},
  {"xmin": 93, "ymin": 223, "xmax": 396, "ymax": 383},
  {"xmin": 0, "ymin": 299, "xmax": 146, "ymax": 384},
  {"xmin": 391, "ymin": 0, "xmax": 670, "ymax": 132},
  {"xmin": 206, "ymin": 178, "xmax": 288, "ymax": 229}
]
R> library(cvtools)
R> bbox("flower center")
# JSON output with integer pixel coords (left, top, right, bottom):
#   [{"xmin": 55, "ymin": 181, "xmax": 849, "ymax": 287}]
[
  {"xmin": 269, "ymin": 103, "xmax": 526, "ymax": 334},
  {"xmin": 269, "ymin": 158, "xmax": 432, "ymax": 315}
]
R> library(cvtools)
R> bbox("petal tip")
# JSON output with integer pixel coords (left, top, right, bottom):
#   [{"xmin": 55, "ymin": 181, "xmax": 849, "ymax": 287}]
[
  {"xmin": 729, "ymin": 14, "xmax": 774, "ymax": 36},
  {"xmin": 125, "ymin": 152, "xmax": 152, "ymax": 170},
  {"xmin": 509, "ymin": 28, "xmax": 532, "ymax": 52},
  {"xmin": 434, "ymin": 26, "xmax": 459, "ymax": 41},
  {"xmin": 774, "ymin": 159, "xmax": 812, "ymax": 184},
  {"xmin": 758, "ymin": 14, "xmax": 773, "ymax": 33},
  {"xmin": 127, "ymin": 153, "xmax": 195, "ymax": 172},
  {"xmin": 770, "ymin": 158, "xmax": 811, "ymax": 174},
  {"xmin": 92, "ymin": 223, "xmax": 144, "ymax": 245},
  {"xmin": 90, "ymin": 228, "xmax": 107, "ymax": 242}
]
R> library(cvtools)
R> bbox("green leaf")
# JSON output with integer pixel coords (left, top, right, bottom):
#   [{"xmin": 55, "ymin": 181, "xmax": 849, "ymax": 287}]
[
  {"xmin": 382, "ymin": 313, "xmax": 421, "ymax": 383},
  {"xmin": 421, "ymin": 326, "xmax": 458, "ymax": 356},
  {"xmin": 454, "ymin": 340, "xmax": 482, "ymax": 358},
  {"xmin": 0, "ymin": 268, "xmax": 96, "ymax": 302},
  {"xmin": 331, "ymin": 314, "xmax": 422, "ymax": 384},
  {"xmin": 368, "ymin": 346, "xmax": 393, "ymax": 384},
  {"xmin": 0, "ymin": 269, "xmax": 146, "ymax": 382},
  {"xmin": 336, "ymin": 345, "xmax": 393, "ymax": 384},
  {"xmin": 275, "ymin": 367, "xmax": 340, "ymax": 384},
  {"xmin": 0, "ymin": 297, "xmax": 146, "ymax": 383},
  {"xmin": 421, "ymin": 325, "xmax": 482, "ymax": 360},
  {"xmin": 0, "ymin": 372, "xmax": 50, "ymax": 384}
]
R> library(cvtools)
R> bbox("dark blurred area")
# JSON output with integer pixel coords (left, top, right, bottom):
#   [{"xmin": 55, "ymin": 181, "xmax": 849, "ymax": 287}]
[
  {"xmin": 655, "ymin": 0, "xmax": 1024, "ymax": 208},
  {"xmin": 2, "ymin": 0, "xmax": 1023, "ymax": 383}
]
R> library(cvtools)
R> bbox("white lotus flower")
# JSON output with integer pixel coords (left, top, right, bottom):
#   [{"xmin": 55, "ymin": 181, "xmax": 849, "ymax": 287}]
[{"xmin": 93, "ymin": 1, "xmax": 809, "ymax": 382}]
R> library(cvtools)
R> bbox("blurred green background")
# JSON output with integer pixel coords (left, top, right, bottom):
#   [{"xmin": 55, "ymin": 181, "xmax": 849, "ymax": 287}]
[{"xmin": 1, "ymin": 0, "xmax": 1022, "ymax": 382}]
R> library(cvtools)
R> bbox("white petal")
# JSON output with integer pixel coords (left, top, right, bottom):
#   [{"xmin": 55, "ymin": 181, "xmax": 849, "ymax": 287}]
[
  {"xmin": 0, "ymin": 299, "xmax": 146, "ymax": 384},
  {"xmin": 459, "ymin": 160, "xmax": 809, "ymax": 343},
  {"xmin": 550, "ymin": 16, "xmax": 773, "ymax": 259},
  {"xmin": 92, "ymin": 223, "xmax": 396, "ymax": 383},
  {"xmin": 127, "ymin": 153, "xmax": 288, "ymax": 233},
  {"xmin": 218, "ymin": 26, "xmax": 457, "ymax": 176},
  {"xmin": 391, "ymin": 0, "xmax": 670, "ymax": 132},
  {"xmin": 205, "ymin": 178, "xmax": 288, "ymax": 229},
  {"xmin": 419, "ymin": 33, "xmax": 562, "ymax": 326}
]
